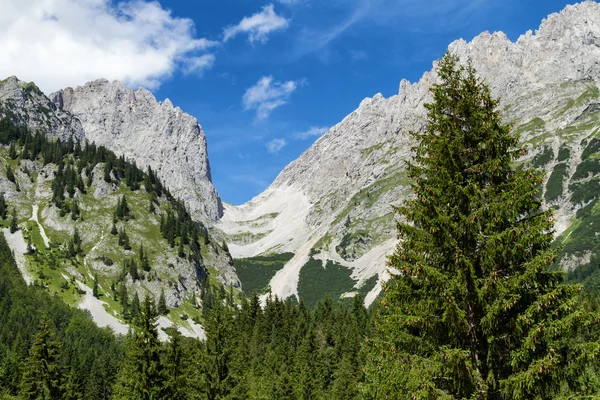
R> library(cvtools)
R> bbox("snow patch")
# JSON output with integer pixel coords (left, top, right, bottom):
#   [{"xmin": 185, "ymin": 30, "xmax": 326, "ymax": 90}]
[
  {"xmin": 76, "ymin": 281, "xmax": 129, "ymax": 335},
  {"xmin": 2, "ymin": 228, "xmax": 33, "ymax": 284}
]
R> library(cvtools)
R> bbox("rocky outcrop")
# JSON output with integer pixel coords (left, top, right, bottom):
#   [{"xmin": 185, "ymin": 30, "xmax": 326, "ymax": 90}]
[
  {"xmin": 219, "ymin": 1, "xmax": 600, "ymax": 305},
  {"xmin": 50, "ymin": 79, "xmax": 222, "ymax": 223},
  {"xmin": 0, "ymin": 76, "xmax": 84, "ymax": 141}
]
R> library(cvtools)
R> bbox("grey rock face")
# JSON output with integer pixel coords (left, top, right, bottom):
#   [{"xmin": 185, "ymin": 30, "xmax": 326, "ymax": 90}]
[
  {"xmin": 50, "ymin": 79, "xmax": 222, "ymax": 223},
  {"xmin": 0, "ymin": 76, "xmax": 84, "ymax": 142}
]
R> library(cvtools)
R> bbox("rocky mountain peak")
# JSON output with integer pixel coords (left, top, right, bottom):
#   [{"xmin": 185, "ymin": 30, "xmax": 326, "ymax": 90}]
[
  {"xmin": 219, "ymin": 1, "xmax": 600, "ymax": 305},
  {"xmin": 50, "ymin": 79, "xmax": 222, "ymax": 222},
  {"xmin": 0, "ymin": 76, "xmax": 84, "ymax": 142}
]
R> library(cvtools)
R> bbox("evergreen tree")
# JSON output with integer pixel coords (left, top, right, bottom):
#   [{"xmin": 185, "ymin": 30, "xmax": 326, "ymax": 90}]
[
  {"xmin": 0, "ymin": 192, "xmax": 6, "ymax": 220},
  {"xmin": 118, "ymin": 228, "xmax": 131, "ymax": 251},
  {"xmin": 92, "ymin": 274, "xmax": 99, "ymax": 299},
  {"xmin": 19, "ymin": 318, "xmax": 64, "ymax": 399},
  {"xmin": 8, "ymin": 141, "xmax": 17, "ymax": 159},
  {"xmin": 130, "ymin": 292, "xmax": 141, "ymax": 323},
  {"xmin": 362, "ymin": 54, "xmax": 600, "ymax": 399},
  {"xmin": 70, "ymin": 200, "xmax": 80, "ymax": 221},
  {"xmin": 111, "ymin": 222, "xmax": 118, "ymax": 236},
  {"xmin": 178, "ymin": 240, "xmax": 185, "ymax": 259},
  {"xmin": 72, "ymin": 228, "xmax": 82, "ymax": 254},
  {"xmin": 9, "ymin": 208, "xmax": 18, "ymax": 233},
  {"xmin": 113, "ymin": 296, "xmax": 164, "ymax": 400},
  {"xmin": 139, "ymin": 244, "xmax": 150, "ymax": 272},
  {"xmin": 6, "ymin": 165, "xmax": 15, "ymax": 183},
  {"xmin": 158, "ymin": 289, "xmax": 168, "ymax": 316},
  {"xmin": 163, "ymin": 329, "xmax": 186, "ymax": 400},
  {"xmin": 120, "ymin": 283, "xmax": 130, "ymax": 320}
]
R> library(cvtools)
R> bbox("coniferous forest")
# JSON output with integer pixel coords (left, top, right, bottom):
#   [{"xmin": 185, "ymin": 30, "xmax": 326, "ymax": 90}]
[{"xmin": 2, "ymin": 55, "xmax": 600, "ymax": 399}]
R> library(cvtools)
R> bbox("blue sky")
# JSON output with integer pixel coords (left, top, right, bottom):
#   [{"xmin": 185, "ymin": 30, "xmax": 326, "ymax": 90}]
[{"xmin": 0, "ymin": 0, "xmax": 583, "ymax": 204}]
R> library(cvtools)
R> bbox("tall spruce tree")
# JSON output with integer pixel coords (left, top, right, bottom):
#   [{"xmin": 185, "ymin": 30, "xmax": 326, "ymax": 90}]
[
  {"xmin": 0, "ymin": 192, "xmax": 6, "ymax": 220},
  {"xmin": 9, "ymin": 208, "xmax": 18, "ymax": 233},
  {"xmin": 362, "ymin": 54, "xmax": 600, "ymax": 399},
  {"xmin": 113, "ymin": 296, "xmax": 163, "ymax": 400},
  {"xmin": 19, "ymin": 318, "xmax": 64, "ymax": 399}
]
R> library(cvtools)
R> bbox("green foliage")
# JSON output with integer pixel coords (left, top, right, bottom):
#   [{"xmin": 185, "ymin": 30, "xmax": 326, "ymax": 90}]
[
  {"xmin": 9, "ymin": 209, "xmax": 17, "ymax": 234},
  {"xmin": 115, "ymin": 195, "xmax": 132, "ymax": 221},
  {"xmin": 362, "ymin": 54, "xmax": 600, "ymax": 399},
  {"xmin": 233, "ymin": 252, "xmax": 294, "ymax": 295},
  {"xmin": 0, "ymin": 233, "xmax": 125, "ymax": 399},
  {"xmin": 569, "ymin": 177, "xmax": 600, "ymax": 204},
  {"xmin": 158, "ymin": 289, "xmax": 168, "ymax": 315},
  {"xmin": 581, "ymin": 137, "xmax": 600, "ymax": 161},
  {"xmin": 545, "ymin": 163, "xmax": 568, "ymax": 202},
  {"xmin": 531, "ymin": 145, "xmax": 554, "ymax": 168},
  {"xmin": 19, "ymin": 318, "xmax": 64, "ymax": 399},
  {"xmin": 572, "ymin": 159, "xmax": 600, "ymax": 181},
  {"xmin": 0, "ymin": 193, "xmax": 6, "ymax": 220},
  {"xmin": 5, "ymin": 166, "xmax": 14, "ymax": 184},
  {"xmin": 113, "ymin": 297, "xmax": 164, "ymax": 400},
  {"xmin": 297, "ymin": 258, "xmax": 355, "ymax": 309}
]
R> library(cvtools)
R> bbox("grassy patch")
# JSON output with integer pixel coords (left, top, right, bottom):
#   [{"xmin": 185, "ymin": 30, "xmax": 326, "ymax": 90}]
[
  {"xmin": 360, "ymin": 143, "xmax": 385, "ymax": 157},
  {"xmin": 333, "ymin": 170, "xmax": 410, "ymax": 226},
  {"xmin": 513, "ymin": 117, "xmax": 545, "ymax": 137},
  {"xmin": 228, "ymin": 230, "xmax": 272, "ymax": 245},
  {"xmin": 297, "ymin": 258, "xmax": 355, "ymax": 309},
  {"xmin": 233, "ymin": 252, "xmax": 294, "ymax": 295}
]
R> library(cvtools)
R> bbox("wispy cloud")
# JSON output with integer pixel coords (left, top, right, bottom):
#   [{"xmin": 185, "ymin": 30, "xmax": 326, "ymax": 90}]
[
  {"xmin": 291, "ymin": 0, "xmax": 497, "ymax": 59},
  {"xmin": 183, "ymin": 54, "xmax": 216, "ymax": 75},
  {"xmin": 242, "ymin": 76, "xmax": 302, "ymax": 120},
  {"xmin": 266, "ymin": 138, "xmax": 287, "ymax": 154},
  {"xmin": 294, "ymin": 126, "xmax": 329, "ymax": 140},
  {"xmin": 224, "ymin": 4, "xmax": 289, "ymax": 43},
  {"xmin": 0, "ymin": 0, "xmax": 218, "ymax": 93}
]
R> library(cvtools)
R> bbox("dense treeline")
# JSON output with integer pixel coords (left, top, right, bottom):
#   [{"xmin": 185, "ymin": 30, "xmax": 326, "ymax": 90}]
[
  {"xmin": 0, "ymin": 233, "xmax": 125, "ymax": 399},
  {"xmin": 0, "ymin": 232, "xmax": 370, "ymax": 399}
]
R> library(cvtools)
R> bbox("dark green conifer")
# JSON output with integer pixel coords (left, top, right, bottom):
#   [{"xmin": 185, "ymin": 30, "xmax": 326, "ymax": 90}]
[
  {"xmin": 113, "ymin": 296, "xmax": 164, "ymax": 399},
  {"xmin": 158, "ymin": 289, "xmax": 168, "ymax": 315},
  {"xmin": 362, "ymin": 54, "xmax": 600, "ymax": 399},
  {"xmin": 9, "ymin": 208, "xmax": 18, "ymax": 233},
  {"xmin": 8, "ymin": 141, "xmax": 17, "ymax": 159},
  {"xmin": 0, "ymin": 192, "xmax": 6, "ymax": 220},
  {"xmin": 131, "ymin": 292, "xmax": 141, "ymax": 322},
  {"xmin": 92, "ymin": 274, "xmax": 99, "ymax": 298},
  {"xmin": 6, "ymin": 165, "xmax": 15, "ymax": 183},
  {"xmin": 19, "ymin": 318, "xmax": 64, "ymax": 399}
]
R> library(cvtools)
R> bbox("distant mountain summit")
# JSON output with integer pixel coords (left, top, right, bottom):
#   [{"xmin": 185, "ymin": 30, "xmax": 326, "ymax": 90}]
[
  {"xmin": 218, "ymin": 0, "xmax": 600, "ymax": 305},
  {"xmin": 51, "ymin": 79, "xmax": 222, "ymax": 223},
  {"xmin": 0, "ymin": 75, "xmax": 223, "ymax": 223}
]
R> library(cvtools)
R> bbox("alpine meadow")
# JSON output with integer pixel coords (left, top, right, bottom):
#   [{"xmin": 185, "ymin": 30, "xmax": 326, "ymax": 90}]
[{"xmin": 2, "ymin": 1, "xmax": 600, "ymax": 399}]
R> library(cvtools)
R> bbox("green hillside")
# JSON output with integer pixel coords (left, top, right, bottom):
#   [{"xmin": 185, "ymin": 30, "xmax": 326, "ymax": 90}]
[{"xmin": 0, "ymin": 118, "xmax": 237, "ymax": 331}]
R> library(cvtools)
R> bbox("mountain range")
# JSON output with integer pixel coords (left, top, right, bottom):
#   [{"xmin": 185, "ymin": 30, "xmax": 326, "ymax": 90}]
[{"xmin": 0, "ymin": 0, "xmax": 599, "ymax": 331}]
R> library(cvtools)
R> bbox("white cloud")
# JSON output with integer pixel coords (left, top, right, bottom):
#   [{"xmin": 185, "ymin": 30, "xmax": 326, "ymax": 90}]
[
  {"xmin": 0, "ymin": 0, "xmax": 218, "ymax": 93},
  {"xmin": 183, "ymin": 54, "xmax": 216, "ymax": 75},
  {"xmin": 266, "ymin": 138, "xmax": 287, "ymax": 154},
  {"xmin": 242, "ymin": 76, "xmax": 301, "ymax": 120},
  {"xmin": 223, "ymin": 4, "xmax": 289, "ymax": 43},
  {"xmin": 294, "ymin": 126, "xmax": 329, "ymax": 140}
]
